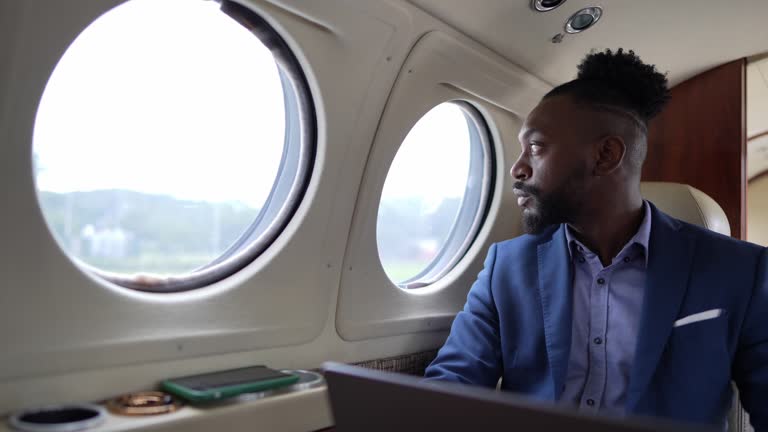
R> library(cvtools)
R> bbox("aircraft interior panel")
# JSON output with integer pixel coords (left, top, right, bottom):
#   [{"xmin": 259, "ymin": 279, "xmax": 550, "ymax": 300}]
[
  {"xmin": 1, "ymin": 0, "xmax": 767, "ymax": 431},
  {"xmin": 747, "ymin": 57, "xmax": 768, "ymax": 247},
  {"xmin": 407, "ymin": 0, "xmax": 768, "ymax": 87},
  {"xmin": 0, "ymin": 0, "xmax": 547, "ymax": 423},
  {"xmin": 748, "ymin": 174, "xmax": 768, "ymax": 246},
  {"xmin": 336, "ymin": 29, "xmax": 550, "ymax": 341}
]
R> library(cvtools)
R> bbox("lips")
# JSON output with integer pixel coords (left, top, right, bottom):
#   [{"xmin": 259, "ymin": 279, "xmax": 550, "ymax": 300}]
[{"xmin": 513, "ymin": 188, "xmax": 532, "ymax": 208}]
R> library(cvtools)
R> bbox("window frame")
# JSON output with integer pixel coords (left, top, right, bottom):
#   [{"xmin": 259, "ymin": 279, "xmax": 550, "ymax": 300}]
[
  {"xmin": 378, "ymin": 100, "xmax": 495, "ymax": 289},
  {"xmin": 376, "ymin": 99, "xmax": 496, "ymax": 290}
]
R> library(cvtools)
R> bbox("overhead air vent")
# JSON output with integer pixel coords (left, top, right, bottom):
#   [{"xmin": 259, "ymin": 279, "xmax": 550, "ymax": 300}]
[
  {"xmin": 531, "ymin": 0, "xmax": 566, "ymax": 12},
  {"xmin": 565, "ymin": 7, "xmax": 603, "ymax": 33}
]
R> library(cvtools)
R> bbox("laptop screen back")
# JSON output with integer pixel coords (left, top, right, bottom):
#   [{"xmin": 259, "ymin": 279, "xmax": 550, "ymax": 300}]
[{"xmin": 322, "ymin": 362, "xmax": 714, "ymax": 432}]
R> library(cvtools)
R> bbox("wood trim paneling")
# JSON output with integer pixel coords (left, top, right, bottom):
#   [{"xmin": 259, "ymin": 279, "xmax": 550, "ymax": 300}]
[{"xmin": 643, "ymin": 59, "xmax": 747, "ymax": 239}]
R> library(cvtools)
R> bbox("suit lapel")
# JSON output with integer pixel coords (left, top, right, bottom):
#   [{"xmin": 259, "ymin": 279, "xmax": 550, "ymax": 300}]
[
  {"xmin": 536, "ymin": 226, "xmax": 573, "ymax": 400},
  {"xmin": 626, "ymin": 205, "xmax": 696, "ymax": 411}
]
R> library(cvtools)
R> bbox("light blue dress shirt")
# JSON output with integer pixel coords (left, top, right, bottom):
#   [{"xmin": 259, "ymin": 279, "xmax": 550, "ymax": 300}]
[{"xmin": 560, "ymin": 201, "xmax": 652, "ymax": 415}]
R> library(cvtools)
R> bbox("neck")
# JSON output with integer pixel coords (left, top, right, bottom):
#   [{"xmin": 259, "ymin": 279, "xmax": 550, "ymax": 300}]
[{"xmin": 566, "ymin": 187, "xmax": 644, "ymax": 267}]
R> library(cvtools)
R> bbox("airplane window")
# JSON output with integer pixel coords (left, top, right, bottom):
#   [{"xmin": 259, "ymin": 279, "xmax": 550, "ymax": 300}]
[
  {"xmin": 377, "ymin": 102, "xmax": 493, "ymax": 289},
  {"xmin": 32, "ymin": 0, "xmax": 314, "ymax": 292}
]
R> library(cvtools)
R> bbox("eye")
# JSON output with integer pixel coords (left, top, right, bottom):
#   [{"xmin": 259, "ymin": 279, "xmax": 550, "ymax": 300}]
[{"xmin": 529, "ymin": 142, "xmax": 543, "ymax": 155}]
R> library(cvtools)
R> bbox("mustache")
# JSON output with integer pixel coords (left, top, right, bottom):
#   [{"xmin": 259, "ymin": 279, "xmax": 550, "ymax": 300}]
[{"xmin": 513, "ymin": 181, "xmax": 541, "ymax": 197}]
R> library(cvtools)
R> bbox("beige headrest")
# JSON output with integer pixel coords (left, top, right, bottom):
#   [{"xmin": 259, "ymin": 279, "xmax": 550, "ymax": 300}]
[{"xmin": 640, "ymin": 182, "xmax": 731, "ymax": 236}]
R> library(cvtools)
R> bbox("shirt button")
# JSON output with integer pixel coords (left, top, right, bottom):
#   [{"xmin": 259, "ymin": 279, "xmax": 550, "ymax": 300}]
[
  {"xmin": 623, "ymin": 257, "xmax": 631, "ymax": 263},
  {"xmin": 586, "ymin": 399, "xmax": 595, "ymax": 406},
  {"xmin": 593, "ymin": 337, "xmax": 603, "ymax": 345},
  {"xmin": 578, "ymin": 257, "xmax": 586, "ymax": 263},
  {"xmin": 597, "ymin": 277, "xmax": 605, "ymax": 285}
]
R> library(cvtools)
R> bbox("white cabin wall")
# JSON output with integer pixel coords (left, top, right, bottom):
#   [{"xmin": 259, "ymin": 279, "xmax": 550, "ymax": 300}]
[
  {"xmin": 747, "ymin": 58, "xmax": 768, "ymax": 245},
  {"xmin": 747, "ymin": 174, "xmax": 768, "ymax": 246}
]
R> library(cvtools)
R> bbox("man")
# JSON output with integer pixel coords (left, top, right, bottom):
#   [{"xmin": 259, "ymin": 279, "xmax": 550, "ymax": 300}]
[{"xmin": 424, "ymin": 49, "xmax": 768, "ymax": 430}]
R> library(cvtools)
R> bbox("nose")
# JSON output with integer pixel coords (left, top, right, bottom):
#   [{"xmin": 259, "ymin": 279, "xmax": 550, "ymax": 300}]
[{"xmin": 510, "ymin": 152, "xmax": 531, "ymax": 181}]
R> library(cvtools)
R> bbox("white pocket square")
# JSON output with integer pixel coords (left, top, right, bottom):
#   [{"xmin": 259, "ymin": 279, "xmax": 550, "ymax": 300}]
[{"xmin": 673, "ymin": 309, "xmax": 724, "ymax": 328}]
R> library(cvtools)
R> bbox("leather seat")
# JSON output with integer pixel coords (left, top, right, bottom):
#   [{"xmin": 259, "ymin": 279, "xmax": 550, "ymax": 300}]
[
  {"xmin": 640, "ymin": 182, "xmax": 730, "ymax": 235},
  {"xmin": 641, "ymin": 182, "xmax": 751, "ymax": 432}
]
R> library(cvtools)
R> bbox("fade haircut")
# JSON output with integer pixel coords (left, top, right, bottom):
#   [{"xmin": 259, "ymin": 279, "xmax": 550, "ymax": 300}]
[{"xmin": 544, "ymin": 48, "xmax": 671, "ymax": 171}]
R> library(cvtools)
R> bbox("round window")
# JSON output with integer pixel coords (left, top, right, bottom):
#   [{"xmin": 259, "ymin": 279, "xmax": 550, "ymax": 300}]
[
  {"xmin": 376, "ymin": 102, "xmax": 494, "ymax": 289},
  {"xmin": 32, "ymin": 0, "xmax": 314, "ymax": 292}
]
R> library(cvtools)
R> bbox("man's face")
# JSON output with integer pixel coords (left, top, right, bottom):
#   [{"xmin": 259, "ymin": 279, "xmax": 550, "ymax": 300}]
[{"xmin": 511, "ymin": 95, "xmax": 596, "ymax": 234}]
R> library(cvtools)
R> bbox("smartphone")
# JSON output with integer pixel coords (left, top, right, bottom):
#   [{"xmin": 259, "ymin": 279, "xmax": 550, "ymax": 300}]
[{"xmin": 161, "ymin": 366, "xmax": 300, "ymax": 402}]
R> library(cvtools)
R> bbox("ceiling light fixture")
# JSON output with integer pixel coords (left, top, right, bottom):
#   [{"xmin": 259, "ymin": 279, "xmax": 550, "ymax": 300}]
[
  {"xmin": 565, "ymin": 7, "xmax": 603, "ymax": 33},
  {"xmin": 531, "ymin": 0, "xmax": 567, "ymax": 12}
]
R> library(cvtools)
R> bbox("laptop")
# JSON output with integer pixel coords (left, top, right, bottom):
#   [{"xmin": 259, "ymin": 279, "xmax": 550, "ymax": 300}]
[{"xmin": 323, "ymin": 362, "xmax": 716, "ymax": 432}]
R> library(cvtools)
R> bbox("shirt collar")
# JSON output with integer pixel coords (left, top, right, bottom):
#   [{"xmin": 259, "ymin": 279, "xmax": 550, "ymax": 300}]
[{"xmin": 564, "ymin": 200, "xmax": 652, "ymax": 267}]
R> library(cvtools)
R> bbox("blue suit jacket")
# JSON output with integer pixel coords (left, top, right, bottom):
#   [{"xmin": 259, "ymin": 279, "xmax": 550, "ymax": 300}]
[{"xmin": 424, "ymin": 204, "xmax": 768, "ymax": 429}]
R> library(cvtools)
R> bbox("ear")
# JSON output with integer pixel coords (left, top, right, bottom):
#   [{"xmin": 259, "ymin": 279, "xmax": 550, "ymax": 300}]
[{"xmin": 593, "ymin": 135, "xmax": 626, "ymax": 176}]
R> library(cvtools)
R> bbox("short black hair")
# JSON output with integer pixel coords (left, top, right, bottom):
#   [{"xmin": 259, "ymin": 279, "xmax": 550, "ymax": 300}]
[{"xmin": 545, "ymin": 48, "xmax": 670, "ymax": 131}]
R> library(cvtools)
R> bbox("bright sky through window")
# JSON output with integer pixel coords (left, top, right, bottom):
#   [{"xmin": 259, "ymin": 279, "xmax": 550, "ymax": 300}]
[
  {"xmin": 381, "ymin": 104, "xmax": 472, "ymax": 209},
  {"xmin": 33, "ymin": 0, "xmax": 284, "ymax": 209},
  {"xmin": 33, "ymin": 0, "xmax": 469, "ymax": 209}
]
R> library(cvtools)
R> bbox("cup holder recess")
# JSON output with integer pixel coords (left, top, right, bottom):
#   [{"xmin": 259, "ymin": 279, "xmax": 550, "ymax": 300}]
[
  {"xmin": 8, "ymin": 403, "xmax": 105, "ymax": 432},
  {"xmin": 281, "ymin": 369, "xmax": 324, "ymax": 391}
]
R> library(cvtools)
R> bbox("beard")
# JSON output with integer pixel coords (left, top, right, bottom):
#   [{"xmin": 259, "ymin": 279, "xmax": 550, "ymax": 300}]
[{"xmin": 515, "ymin": 167, "xmax": 587, "ymax": 234}]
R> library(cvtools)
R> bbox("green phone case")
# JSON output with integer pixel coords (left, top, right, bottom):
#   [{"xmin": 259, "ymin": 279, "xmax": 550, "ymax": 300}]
[{"xmin": 161, "ymin": 371, "xmax": 300, "ymax": 402}]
